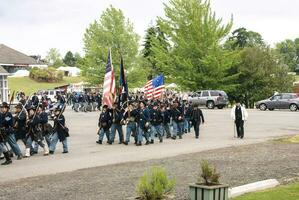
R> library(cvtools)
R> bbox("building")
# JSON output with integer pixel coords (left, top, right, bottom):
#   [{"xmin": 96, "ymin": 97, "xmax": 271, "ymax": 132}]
[
  {"xmin": 57, "ymin": 66, "xmax": 81, "ymax": 77},
  {"xmin": 0, "ymin": 44, "xmax": 47, "ymax": 74},
  {"xmin": 0, "ymin": 66, "xmax": 9, "ymax": 103}
]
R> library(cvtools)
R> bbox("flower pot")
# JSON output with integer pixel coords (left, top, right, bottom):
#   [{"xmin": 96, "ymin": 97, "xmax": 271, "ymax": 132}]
[{"xmin": 189, "ymin": 183, "xmax": 229, "ymax": 200}]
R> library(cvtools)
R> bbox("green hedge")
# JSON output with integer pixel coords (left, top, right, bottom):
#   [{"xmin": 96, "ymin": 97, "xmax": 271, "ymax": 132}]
[{"xmin": 29, "ymin": 67, "xmax": 64, "ymax": 83}]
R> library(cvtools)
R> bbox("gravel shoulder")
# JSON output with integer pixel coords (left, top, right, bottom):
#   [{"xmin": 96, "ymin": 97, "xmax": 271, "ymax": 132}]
[{"xmin": 1, "ymin": 141, "xmax": 298, "ymax": 200}]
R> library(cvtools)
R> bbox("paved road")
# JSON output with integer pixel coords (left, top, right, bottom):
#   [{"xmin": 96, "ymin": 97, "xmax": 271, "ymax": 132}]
[{"xmin": 0, "ymin": 108, "xmax": 298, "ymax": 182}]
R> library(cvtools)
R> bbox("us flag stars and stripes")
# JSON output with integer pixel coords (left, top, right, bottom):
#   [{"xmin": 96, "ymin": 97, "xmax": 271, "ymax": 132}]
[{"xmin": 144, "ymin": 75, "xmax": 165, "ymax": 100}]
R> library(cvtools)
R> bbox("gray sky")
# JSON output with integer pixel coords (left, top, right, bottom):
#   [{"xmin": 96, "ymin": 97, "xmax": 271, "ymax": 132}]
[{"xmin": 1, "ymin": 0, "xmax": 299, "ymax": 57}]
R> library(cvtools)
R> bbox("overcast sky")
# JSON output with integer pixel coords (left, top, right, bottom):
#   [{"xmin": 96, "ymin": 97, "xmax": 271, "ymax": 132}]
[{"xmin": 1, "ymin": 0, "xmax": 299, "ymax": 57}]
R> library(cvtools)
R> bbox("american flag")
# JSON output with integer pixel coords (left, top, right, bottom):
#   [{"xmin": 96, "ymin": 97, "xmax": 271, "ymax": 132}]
[
  {"xmin": 102, "ymin": 49, "xmax": 116, "ymax": 108},
  {"xmin": 144, "ymin": 75, "xmax": 165, "ymax": 100}
]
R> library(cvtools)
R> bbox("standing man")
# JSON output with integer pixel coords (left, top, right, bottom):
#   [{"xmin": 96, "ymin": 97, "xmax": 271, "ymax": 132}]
[
  {"xmin": 161, "ymin": 104, "xmax": 171, "ymax": 139},
  {"xmin": 191, "ymin": 105, "xmax": 205, "ymax": 139},
  {"xmin": 231, "ymin": 100, "xmax": 248, "ymax": 139}
]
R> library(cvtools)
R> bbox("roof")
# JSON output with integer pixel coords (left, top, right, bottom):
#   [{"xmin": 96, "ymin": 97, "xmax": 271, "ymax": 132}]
[
  {"xmin": 0, "ymin": 66, "xmax": 9, "ymax": 75},
  {"xmin": 0, "ymin": 44, "xmax": 43, "ymax": 65}
]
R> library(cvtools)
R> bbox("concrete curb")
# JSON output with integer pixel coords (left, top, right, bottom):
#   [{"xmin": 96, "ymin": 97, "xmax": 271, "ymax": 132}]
[{"xmin": 228, "ymin": 179, "xmax": 280, "ymax": 198}]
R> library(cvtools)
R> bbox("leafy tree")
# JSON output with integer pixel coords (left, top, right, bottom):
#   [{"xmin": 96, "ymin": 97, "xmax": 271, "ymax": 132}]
[
  {"xmin": 150, "ymin": 0, "xmax": 235, "ymax": 90},
  {"xmin": 45, "ymin": 48, "xmax": 63, "ymax": 68},
  {"xmin": 275, "ymin": 38, "xmax": 299, "ymax": 72},
  {"xmin": 63, "ymin": 51, "xmax": 76, "ymax": 66},
  {"xmin": 81, "ymin": 6, "xmax": 139, "ymax": 85},
  {"xmin": 225, "ymin": 27, "xmax": 265, "ymax": 50},
  {"xmin": 235, "ymin": 47, "xmax": 294, "ymax": 107}
]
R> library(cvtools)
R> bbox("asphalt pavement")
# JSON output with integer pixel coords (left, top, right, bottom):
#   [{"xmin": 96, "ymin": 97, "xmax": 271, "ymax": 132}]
[{"xmin": 0, "ymin": 108, "xmax": 298, "ymax": 183}]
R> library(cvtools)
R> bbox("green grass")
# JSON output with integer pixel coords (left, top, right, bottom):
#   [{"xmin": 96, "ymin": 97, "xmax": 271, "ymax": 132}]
[
  {"xmin": 275, "ymin": 135, "xmax": 299, "ymax": 144},
  {"xmin": 8, "ymin": 76, "xmax": 85, "ymax": 95},
  {"xmin": 296, "ymin": 75, "xmax": 299, "ymax": 81},
  {"xmin": 233, "ymin": 183, "xmax": 299, "ymax": 200}
]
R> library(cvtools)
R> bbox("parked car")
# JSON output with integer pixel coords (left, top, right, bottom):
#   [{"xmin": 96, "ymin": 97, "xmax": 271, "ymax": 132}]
[
  {"xmin": 37, "ymin": 89, "xmax": 64, "ymax": 103},
  {"xmin": 255, "ymin": 93, "xmax": 299, "ymax": 111},
  {"xmin": 188, "ymin": 90, "xmax": 229, "ymax": 109}
]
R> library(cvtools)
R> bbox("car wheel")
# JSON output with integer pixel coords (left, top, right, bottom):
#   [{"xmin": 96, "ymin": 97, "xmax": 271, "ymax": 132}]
[
  {"xmin": 289, "ymin": 104, "xmax": 298, "ymax": 112},
  {"xmin": 259, "ymin": 103, "xmax": 267, "ymax": 111},
  {"xmin": 268, "ymin": 108, "xmax": 274, "ymax": 111},
  {"xmin": 207, "ymin": 101, "xmax": 215, "ymax": 109},
  {"xmin": 217, "ymin": 106, "xmax": 224, "ymax": 109}
]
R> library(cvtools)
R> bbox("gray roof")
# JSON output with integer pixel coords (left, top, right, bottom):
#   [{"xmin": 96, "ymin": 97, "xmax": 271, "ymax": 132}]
[
  {"xmin": 0, "ymin": 44, "xmax": 43, "ymax": 65},
  {"xmin": 0, "ymin": 66, "xmax": 9, "ymax": 75}
]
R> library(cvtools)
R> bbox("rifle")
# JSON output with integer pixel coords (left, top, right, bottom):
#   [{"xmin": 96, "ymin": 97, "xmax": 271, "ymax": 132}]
[
  {"xmin": 26, "ymin": 103, "xmax": 40, "ymax": 139},
  {"xmin": 17, "ymin": 94, "xmax": 33, "ymax": 119}
]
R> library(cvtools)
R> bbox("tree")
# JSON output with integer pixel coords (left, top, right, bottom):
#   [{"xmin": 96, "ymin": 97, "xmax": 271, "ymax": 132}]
[
  {"xmin": 276, "ymin": 38, "xmax": 299, "ymax": 72},
  {"xmin": 150, "ymin": 0, "xmax": 235, "ymax": 90},
  {"xmin": 63, "ymin": 51, "xmax": 76, "ymax": 66},
  {"xmin": 225, "ymin": 27, "xmax": 265, "ymax": 50},
  {"xmin": 81, "ymin": 6, "xmax": 139, "ymax": 85},
  {"xmin": 142, "ymin": 25, "xmax": 169, "ymax": 76},
  {"xmin": 234, "ymin": 47, "xmax": 294, "ymax": 107},
  {"xmin": 45, "ymin": 48, "xmax": 63, "ymax": 68}
]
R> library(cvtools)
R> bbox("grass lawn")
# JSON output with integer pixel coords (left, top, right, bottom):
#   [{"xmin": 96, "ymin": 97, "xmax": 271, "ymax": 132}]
[
  {"xmin": 276, "ymin": 135, "xmax": 299, "ymax": 144},
  {"xmin": 8, "ymin": 76, "xmax": 85, "ymax": 95},
  {"xmin": 233, "ymin": 183, "xmax": 299, "ymax": 200}
]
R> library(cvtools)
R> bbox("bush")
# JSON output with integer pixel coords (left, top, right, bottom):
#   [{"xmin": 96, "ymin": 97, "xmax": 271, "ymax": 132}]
[
  {"xmin": 29, "ymin": 67, "xmax": 64, "ymax": 82},
  {"xmin": 198, "ymin": 160, "xmax": 220, "ymax": 186},
  {"xmin": 136, "ymin": 166, "xmax": 176, "ymax": 200}
]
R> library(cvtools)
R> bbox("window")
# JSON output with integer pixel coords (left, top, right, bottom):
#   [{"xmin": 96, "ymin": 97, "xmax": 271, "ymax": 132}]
[
  {"xmin": 210, "ymin": 91, "xmax": 219, "ymax": 96},
  {"xmin": 202, "ymin": 91, "xmax": 209, "ymax": 97},
  {"xmin": 282, "ymin": 94, "xmax": 292, "ymax": 99},
  {"xmin": 272, "ymin": 95, "xmax": 282, "ymax": 100}
]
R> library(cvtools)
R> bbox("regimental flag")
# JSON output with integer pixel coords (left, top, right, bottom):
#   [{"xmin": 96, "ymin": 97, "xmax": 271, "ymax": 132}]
[
  {"xmin": 119, "ymin": 56, "xmax": 128, "ymax": 106},
  {"xmin": 102, "ymin": 49, "xmax": 116, "ymax": 108},
  {"xmin": 144, "ymin": 75, "xmax": 165, "ymax": 100}
]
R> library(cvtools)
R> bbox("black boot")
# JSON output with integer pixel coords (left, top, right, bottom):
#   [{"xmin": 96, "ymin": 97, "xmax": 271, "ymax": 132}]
[
  {"xmin": 1, "ymin": 152, "xmax": 12, "ymax": 165},
  {"xmin": 150, "ymin": 139, "xmax": 154, "ymax": 144},
  {"xmin": 96, "ymin": 140, "xmax": 102, "ymax": 144},
  {"xmin": 145, "ymin": 140, "xmax": 150, "ymax": 145}
]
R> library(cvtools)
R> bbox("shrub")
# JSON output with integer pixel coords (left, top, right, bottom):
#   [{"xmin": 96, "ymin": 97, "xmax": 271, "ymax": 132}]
[
  {"xmin": 198, "ymin": 160, "xmax": 220, "ymax": 186},
  {"xmin": 29, "ymin": 67, "xmax": 63, "ymax": 82},
  {"xmin": 136, "ymin": 166, "xmax": 176, "ymax": 200}
]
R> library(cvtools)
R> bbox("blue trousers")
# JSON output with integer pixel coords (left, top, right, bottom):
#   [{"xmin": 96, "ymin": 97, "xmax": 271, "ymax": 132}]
[
  {"xmin": 126, "ymin": 122, "xmax": 137, "ymax": 142},
  {"xmin": 172, "ymin": 121, "xmax": 184, "ymax": 137},
  {"xmin": 137, "ymin": 127, "xmax": 149, "ymax": 143},
  {"xmin": 98, "ymin": 128, "xmax": 110, "ymax": 142},
  {"xmin": 49, "ymin": 132, "xmax": 68, "ymax": 152},
  {"xmin": 6, "ymin": 133, "xmax": 22, "ymax": 156},
  {"xmin": 150, "ymin": 125, "xmax": 163, "ymax": 140},
  {"xmin": 110, "ymin": 124, "xmax": 123, "ymax": 143}
]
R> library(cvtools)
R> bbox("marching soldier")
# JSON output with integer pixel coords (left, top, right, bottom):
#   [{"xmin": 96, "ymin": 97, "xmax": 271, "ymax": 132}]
[
  {"xmin": 171, "ymin": 100, "xmax": 184, "ymax": 140},
  {"xmin": 24, "ymin": 106, "xmax": 49, "ymax": 157},
  {"xmin": 96, "ymin": 105, "xmax": 112, "ymax": 144},
  {"xmin": 109, "ymin": 102, "xmax": 124, "ymax": 144},
  {"xmin": 14, "ymin": 103, "xmax": 28, "ymax": 146},
  {"xmin": 136, "ymin": 101, "xmax": 150, "ymax": 146},
  {"xmin": 161, "ymin": 104, "xmax": 171, "ymax": 139},
  {"xmin": 49, "ymin": 107, "xmax": 69, "ymax": 154},
  {"xmin": 123, "ymin": 102, "xmax": 138, "ymax": 145},
  {"xmin": 149, "ymin": 102, "xmax": 163, "ymax": 143},
  {"xmin": 0, "ymin": 133, "xmax": 12, "ymax": 165},
  {"xmin": 0, "ymin": 102, "xmax": 23, "ymax": 160}
]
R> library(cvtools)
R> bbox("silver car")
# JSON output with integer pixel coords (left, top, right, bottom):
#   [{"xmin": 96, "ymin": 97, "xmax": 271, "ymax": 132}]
[
  {"xmin": 188, "ymin": 90, "xmax": 229, "ymax": 109},
  {"xmin": 255, "ymin": 93, "xmax": 299, "ymax": 111}
]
